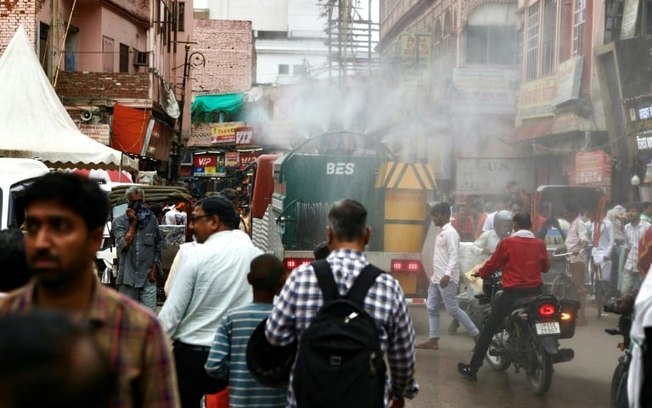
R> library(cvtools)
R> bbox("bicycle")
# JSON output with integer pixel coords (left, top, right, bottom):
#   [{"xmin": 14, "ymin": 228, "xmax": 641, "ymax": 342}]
[
  {"xmin": 588, "ymin": 259, "xmax": 607, "ymax": 320},
  {"xmin": 550, "ymin": 250, "xmax": 582, "ymax": 301}
]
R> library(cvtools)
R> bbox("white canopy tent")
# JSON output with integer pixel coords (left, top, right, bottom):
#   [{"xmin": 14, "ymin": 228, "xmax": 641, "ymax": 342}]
[{"xmin": 0, "ymin": 26, "xmax": 138, "ymax": 170}]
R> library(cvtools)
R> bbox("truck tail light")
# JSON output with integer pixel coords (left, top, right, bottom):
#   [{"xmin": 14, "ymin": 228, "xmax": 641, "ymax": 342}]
[
  {"xmin": 391, "ymin": 260, "xmax": 423, "ymax": 273},
  {"xmin": 283, "ymin": 257, "xmax": 313, "ymax": 271}
]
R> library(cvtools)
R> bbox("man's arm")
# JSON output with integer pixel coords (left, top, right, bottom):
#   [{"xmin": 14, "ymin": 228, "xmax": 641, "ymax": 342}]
[
  {"xmin": 540, "ymin": 241, "xmax": 551, "ymax": 273},
  {"xmin": 114, "ymin": 216, "xmax": 135, "ymax": 253},
  {"xmin": 477, "ymin": 240, "xmax": 506, "ymax": 279},
  {"xmin": 139, "ymin": 318, "xmax": 181, "ymax": 407},
  {"xmin": 158, "ymin": 255, "xmax": 196, "ymax": 338},
  {"xmin": 265, "ymin": 267, "xmax": 301, "ymax": 346},
  {"xmin": 386, "ymin": 281, "xmax": 419, "ymax": 403},
  {"xmin": 205, "ymin": 314, "xmax": 232, "ymax": 379}
]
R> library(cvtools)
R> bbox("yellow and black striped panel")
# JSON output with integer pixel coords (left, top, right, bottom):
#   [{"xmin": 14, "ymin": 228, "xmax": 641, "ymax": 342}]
[{"xmin": 375, "ymin": 162, "xmax": 437, "ymax": 191}]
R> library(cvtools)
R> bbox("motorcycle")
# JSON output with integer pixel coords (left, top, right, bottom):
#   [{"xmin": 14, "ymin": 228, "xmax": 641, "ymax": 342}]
[
  {"xmin": 604, "ymin": 291, "xmax": 636, "ymax": 408},
  {"xmin": 480, "ymin": 274, "xmax": 579, "ymax": 395}
]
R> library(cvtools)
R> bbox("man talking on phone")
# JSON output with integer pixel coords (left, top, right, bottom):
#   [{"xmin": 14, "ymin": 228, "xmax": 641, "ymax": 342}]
[{"xmin": 114, "ymin": 186, "xmax": 162, "ymax": 311}]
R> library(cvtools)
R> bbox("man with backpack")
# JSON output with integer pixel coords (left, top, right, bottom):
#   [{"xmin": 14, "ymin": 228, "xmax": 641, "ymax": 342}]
[{"xmin": 265, "ymin": 199, "xmax": 419, "ymax": 408}]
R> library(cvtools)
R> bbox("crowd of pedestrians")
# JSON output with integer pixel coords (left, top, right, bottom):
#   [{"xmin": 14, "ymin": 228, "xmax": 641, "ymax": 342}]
[
  {"xmin": 4, "ymin": 172, "xmax": 652, "ymax": 407},
  {"xmin": 0, "ymin": 172, "xmax": 419, "ymax": 408}
]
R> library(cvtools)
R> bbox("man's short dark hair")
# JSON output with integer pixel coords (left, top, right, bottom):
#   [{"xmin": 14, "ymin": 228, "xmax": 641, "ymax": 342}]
[
  {"xmin": 249, "ymin": 254, "xmax": 285, "ymax": 291},
  {"xmin": 642, "ymin": 201, "xmax": 652, "ymax": 210},
  {"xmin": 0, "ymin": 229, "xmax": 31, "ymax": 292},
  {"xmin": 429, "ymin": 201, "xmax": 451, "ymax": 218},
  {"xmin": 24, "ymin": 173, "xmax": 108, "ymax": 231},
  {"xmin": 513, "ymin": 213, "xmax": 532, "ymax": 230},
  {"xmin": 328, "ymin": 199, "xmax": 367, "ymax": 242},
  {"xmin": 313, "ymin": 241, "xmax": 330, "ymax": 260},
  {"xmin": 628, "ymin": 202, "xmax": 642, "ymax": 212},
  {"xmin": 198, "ymin": 195, "xmax": 239, "ymax": 229}
]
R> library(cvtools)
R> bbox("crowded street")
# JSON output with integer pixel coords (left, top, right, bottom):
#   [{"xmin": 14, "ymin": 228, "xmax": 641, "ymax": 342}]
[{"xmin": 3, "ymin": 0, "xmax": 652, "ymax": 407}]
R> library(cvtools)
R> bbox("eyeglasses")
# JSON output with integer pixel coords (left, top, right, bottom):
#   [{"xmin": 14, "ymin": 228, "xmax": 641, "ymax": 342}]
[{"xmin": 190, "ymin": 214, "xmax": 211, "ymax": 223}]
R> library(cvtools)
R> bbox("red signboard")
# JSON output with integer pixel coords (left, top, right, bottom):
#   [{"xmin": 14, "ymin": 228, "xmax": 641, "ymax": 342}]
[
  {"xmin": 574, "ymin": 151, "xmax": 611, "ymax": 192},
  {"xmin": 235, "ymin": 127, "xmax": 255, "ymax": 145},
  {"xmin": 225, "ymin": 152, "xmax": 239, "ymax": 168}
]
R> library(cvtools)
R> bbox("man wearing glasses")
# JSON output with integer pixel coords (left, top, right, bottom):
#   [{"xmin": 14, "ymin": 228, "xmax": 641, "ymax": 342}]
[
  {"xmin": 114, "ymin": 186, "xmax": 162, "ymax": 311},
  {"xmin": 159, "ymin": 195, "xmax": 262, "ymax": 408}
]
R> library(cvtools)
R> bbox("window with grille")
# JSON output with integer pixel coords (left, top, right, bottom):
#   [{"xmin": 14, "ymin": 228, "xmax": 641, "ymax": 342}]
[
  {"xmin": 572, "ymin": 0, "xmax": 586, "ymax": 56},
  {"xmin": 541, "ymin": 0, "xmax": 556, "ymax": 75},
  {"xmin": 278, "ymin": 64, "xmax": 289, "ymax": 75},
  {"xmin": 465, "ymin": 26, "xmax": 516, "ymax": 65},
  {"xmin": 526, "ymin": 2, "xmax": 540, "ymax": 81},
  {"xmin": 604, "ymin": 0, "xmax": 624, "ymax": 42}
]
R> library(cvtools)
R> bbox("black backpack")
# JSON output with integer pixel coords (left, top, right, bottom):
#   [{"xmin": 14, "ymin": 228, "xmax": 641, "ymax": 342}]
[{"xmin": 293, "ymin": 260, "xmax": 387, "ymax": 408}]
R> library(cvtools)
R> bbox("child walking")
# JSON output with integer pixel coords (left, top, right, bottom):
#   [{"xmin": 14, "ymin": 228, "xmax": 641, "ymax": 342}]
[{"xmin": 205, "ymin": 254, "xmax": 287, "ymax": 407}]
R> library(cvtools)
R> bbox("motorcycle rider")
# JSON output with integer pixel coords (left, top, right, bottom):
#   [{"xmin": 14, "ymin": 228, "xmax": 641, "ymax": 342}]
[{"xmin": 458, "ymin": 213, "xmax": 550, "ymax": 381}]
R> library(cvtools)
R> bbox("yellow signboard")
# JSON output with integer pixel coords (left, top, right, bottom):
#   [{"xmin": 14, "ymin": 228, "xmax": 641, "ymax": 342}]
[{"xmin": 210, "ymin": 122, "xmax": 245, "ymax": 144}]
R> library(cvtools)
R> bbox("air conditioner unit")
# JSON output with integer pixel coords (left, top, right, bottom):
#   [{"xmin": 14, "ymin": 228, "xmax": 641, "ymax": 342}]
[
  {"xmin": 134, "ymin": 51, "xmax": 149, "ymax": 66},
  {"xmin": 80, "ymin": 110, "xmax": 93, "ymax": 122}
]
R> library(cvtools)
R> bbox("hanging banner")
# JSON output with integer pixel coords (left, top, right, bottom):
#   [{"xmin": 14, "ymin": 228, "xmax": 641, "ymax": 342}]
[{"xmin": 225, "ymin": 152, "xmax": 239, "ymax": 168}]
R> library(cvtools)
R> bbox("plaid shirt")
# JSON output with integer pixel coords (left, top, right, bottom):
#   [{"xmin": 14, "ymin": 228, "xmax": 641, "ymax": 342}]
[
  {"xmin": 265, "ymin": 249, "xmax": 419, "ymax": 407},
  {"xmin": 0, "ymin": 280, "xmax": 180, "ymax": 408}
]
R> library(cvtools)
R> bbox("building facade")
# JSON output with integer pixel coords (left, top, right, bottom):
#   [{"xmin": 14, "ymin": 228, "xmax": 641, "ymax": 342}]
[
  {"xmin": 0, "ymin": 0, "xmax": 193, "ymax": 178},
  {"xmin": 196, "ymin": 0, "xmax": 329, "ymax": 84},
  {"xmin": 379, "ymin": 0, "xmax": 525, "ymax": 197}
]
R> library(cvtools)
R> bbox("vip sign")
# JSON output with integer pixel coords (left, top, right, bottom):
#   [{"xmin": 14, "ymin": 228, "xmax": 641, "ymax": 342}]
[
  {"xmin": 235, "ymin": 127, "xmax": 255, "ymax": 145},
  {"xmin": 193, "ymin": 154, "xmax": 225, "ymax": 177}
]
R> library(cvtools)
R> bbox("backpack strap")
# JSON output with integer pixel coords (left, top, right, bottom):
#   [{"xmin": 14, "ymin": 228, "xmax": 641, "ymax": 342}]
[
  {"xmin": 346, "ymin": 264, "xmax": 383, "ymax": 305},
  {"xmin": 312, "ymin": 260, "xmax": 339, "ymax": 302}
]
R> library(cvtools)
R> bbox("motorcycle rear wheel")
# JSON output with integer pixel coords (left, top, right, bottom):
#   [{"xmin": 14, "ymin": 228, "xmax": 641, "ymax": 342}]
[
  {"xmin": 526, "ymin": 343, "xmax": 553, "ymax": 395},
  {"xmin": 610, "ymin": 360, "xmax": 628, "ymax": 408},
  {"xmin": 485, "ymin": 334, "xmax": 511, "ymax": 372}
]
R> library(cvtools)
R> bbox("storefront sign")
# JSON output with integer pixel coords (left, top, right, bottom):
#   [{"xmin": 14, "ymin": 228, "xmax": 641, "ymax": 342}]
[
  {"xmin": 193, "ymin": 154, "xmax": 226, "ymax": 177},
  {"xmin": 574, "ymin": 151, "xmax": 611, "ymax": 185},
  {"xmin": 452, "ymin": 68, "xmax": 518, "ymax": 114},
  {"xmin": 516, "ymin": 76, "xmax": 556, "ymax": 122},
  {"xmin": 455, "ymin": 158, "xmax": 535, "ymax": 194},
  {"xmin": 238, "ymin": 151, "xmax": 258, "ymax": 170},
  {"xmin": 398, "ymin": 33, "xmax": 432, "ymax": 90},
  {"xmin": 225, "ymin": 152, "xmax": 239, "ymax": 168},
  {"xmin": 78, "ymin": 123, "xmax": 110, "ymax": 145},
  {"xmin": 210, "ymin": 122, "xmax": 245, "ymax": 144},
  {"xmin": 554, "ymin": 56, "xmax": 583, "ymax": 106},
  {"xmin": 235, "ymin": 127, "xmax": 255, "ymax": 145}
]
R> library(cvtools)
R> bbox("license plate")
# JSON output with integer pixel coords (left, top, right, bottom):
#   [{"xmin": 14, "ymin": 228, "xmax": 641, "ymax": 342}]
[{"xmin": 535, "ymin": 322, "xmax": 560, "ymax": 335}]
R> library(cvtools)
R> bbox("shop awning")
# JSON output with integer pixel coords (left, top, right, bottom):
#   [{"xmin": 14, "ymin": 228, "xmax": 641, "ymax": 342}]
[
  {"xmin": 511, "ymin": 118, "xmax": 554, "ymax": 141},
  {"xmin": 191, "ymin": 93, "xmax": 244, "ymax": 123}
]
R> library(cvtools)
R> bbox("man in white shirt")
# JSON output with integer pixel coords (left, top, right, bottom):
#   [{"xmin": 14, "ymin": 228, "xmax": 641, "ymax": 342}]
[
  {"xmin": 593, "ymin": 212, "xmax": 615, "ymax": 298},
  {"xmin": 417, "ymin": 202, "xmax": 479, "ymax": 350},
  {"xmin": 159, "ymin": 195, "xmax": 262, "ymax": 408},
  {"xmin": 628, "ymin": 267, "xmax": 652, "ymax": 408},
  {"xmin": 624, "ymin": 203, "xmax": 650, "ymax": 294}
]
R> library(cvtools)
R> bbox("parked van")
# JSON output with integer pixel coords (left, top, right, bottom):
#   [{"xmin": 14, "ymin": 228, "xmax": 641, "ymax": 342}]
[{"xmin": 0, "ymin": 158, "xmax": 49, "ymax": 229}]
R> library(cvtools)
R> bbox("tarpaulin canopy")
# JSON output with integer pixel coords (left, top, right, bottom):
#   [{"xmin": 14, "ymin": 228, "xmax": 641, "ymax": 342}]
[
  {"xmin": 0, "ymin": 26, "xmax": 138, "ymax": 170},
  {"xmin": 191, "ymin": 93, "xmax": 244, "ymax": 123}
]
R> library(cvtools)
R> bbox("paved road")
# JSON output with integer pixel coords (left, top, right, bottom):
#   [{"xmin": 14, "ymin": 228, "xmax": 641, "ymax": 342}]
[{"xmin": 405, "ymin": 302, "xmax": 622, "ymax": 408}]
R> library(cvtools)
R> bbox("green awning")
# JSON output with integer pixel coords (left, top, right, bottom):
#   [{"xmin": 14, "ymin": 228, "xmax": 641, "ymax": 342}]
[{"xmin": 191, "ymin": 93, "xmax": 244, "ymax": 123}]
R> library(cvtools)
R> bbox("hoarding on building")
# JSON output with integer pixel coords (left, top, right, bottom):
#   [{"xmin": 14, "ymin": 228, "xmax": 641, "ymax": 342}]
[
  {"xmin": 210, "ymin": 122, "xmax": 245, "ymax": 144},
  {"xmin": 452, "ymin": 68, "xmax": 519, "ymax": 114},
  {"xmin": 193, "ymin": 154, "xmax": 226, "ymax": 177},
  {"xmin": 455, "ymin": 158, "xmax": 535, "ymax": 194},
  {"xmin": 554, "ymin": 56, "xmax": 583, "ymax": 106},
  {"xmin": 516, "ymin": 76, "xmax": 556, "ymax": 122},
  {"xmin": 78, "ymin": 124, "xmax": 110, "ymax": 145},
  {"xmin": 225, "ymin": 152, "xmax": 239, "ymax": 168}
]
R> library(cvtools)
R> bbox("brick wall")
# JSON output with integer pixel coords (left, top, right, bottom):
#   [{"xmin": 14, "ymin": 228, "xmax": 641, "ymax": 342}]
[
  {"xmin": 56, "ymin": 71, "xmax": 150, "ymax": 100},
  {"xmin": 193, "ymin": 19, "xmax": 253, "ymax": 94},
  {"xmin": 0, "ymin": 0, "xmax": 40, "ymax": 51}
]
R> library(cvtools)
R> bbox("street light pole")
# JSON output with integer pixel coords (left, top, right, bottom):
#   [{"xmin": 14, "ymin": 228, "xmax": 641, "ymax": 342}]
[{"xmin": 172, "ymin": 42, "xmax": 204, "ymax": 182}]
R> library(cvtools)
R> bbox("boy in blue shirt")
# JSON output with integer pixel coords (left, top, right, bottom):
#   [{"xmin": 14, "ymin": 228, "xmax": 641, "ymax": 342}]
[{"xmin": 205, "ymin": 254, "xmax": 287, "ymax": 407}]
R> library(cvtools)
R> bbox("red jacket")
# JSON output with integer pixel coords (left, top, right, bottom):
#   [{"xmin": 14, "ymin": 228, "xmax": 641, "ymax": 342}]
[{"xmin": 478, "ymin": 233, "xmax": 550, "ymax": 288}]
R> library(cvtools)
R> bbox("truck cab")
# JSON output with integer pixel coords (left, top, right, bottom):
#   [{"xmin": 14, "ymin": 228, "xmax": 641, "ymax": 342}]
[{"xmin": 0, "ymin": 158, "xmax": 49, "ymax": 230}]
